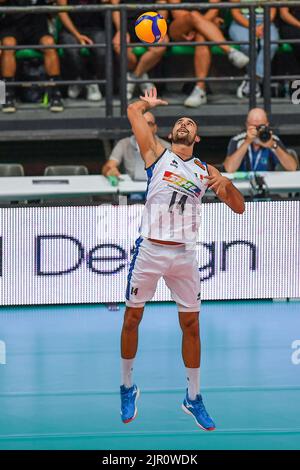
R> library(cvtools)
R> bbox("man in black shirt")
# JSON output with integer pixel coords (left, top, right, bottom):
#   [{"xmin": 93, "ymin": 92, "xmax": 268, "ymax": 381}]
[{"xmin": 0, "ymin": 0, "xmax": 64, "ymax": 112}]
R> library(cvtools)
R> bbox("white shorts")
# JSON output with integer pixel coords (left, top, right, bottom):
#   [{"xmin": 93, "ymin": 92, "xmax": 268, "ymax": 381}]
[{"xmin": 125, "ymin": 237, "xmax": 201, "ymax": 312}]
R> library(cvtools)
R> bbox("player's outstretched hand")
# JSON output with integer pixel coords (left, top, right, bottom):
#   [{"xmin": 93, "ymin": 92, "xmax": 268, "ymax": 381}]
[{"xmin": 139, "ymin": 87, "xmax": 168, "ymax": 108}]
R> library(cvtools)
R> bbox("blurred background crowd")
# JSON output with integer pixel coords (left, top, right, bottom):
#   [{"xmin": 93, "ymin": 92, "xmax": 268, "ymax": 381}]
[{"xmin": 0, "ymin": 0, "xmax": 299, "ymax": 185}]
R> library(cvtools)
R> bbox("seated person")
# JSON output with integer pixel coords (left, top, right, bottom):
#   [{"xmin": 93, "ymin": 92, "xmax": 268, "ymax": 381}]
[
  {"xmin": 113, "ymin": 0, "xmax": 169, "ymax": 100},
  {"xmin": 229, "ymin": 0, "xmax": 279, "ymax": 98},
  {"xmin": 168, "ymin": 0, "xmax": 249, "ymax": 107},
  {"xmin": 0, "ymin": 0, "xmax": 63, "ymax": 113},
  {"xmin": 279, "ymin": 5, "xmax": 300, "ymax": 74},
  {"xmin": 224, "ymin": 108, "xmax": 298, "ymax": 172},
  {"xmin": 102, "ymin": 111, "xmax": 170, "ymax": 180},
  {"xmin": 58, "ymin": 0, "xmax": 118, "ymax": 101}
]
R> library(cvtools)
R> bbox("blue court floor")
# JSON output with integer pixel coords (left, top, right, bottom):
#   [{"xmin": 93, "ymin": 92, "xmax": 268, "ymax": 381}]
[{"xmin": 0, "ymin": 300, "xmax": 299, "ymax": 450}]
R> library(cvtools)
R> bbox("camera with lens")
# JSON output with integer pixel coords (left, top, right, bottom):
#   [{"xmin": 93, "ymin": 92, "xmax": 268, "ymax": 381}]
[{"xmin": 256, "ymin": 125, "xmax": 272, "ymax": 143}]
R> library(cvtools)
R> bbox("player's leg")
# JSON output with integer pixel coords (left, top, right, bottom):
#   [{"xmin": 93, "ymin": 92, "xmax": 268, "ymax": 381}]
[
  {"xmin": 121, "ymin": 306, "xmax": 144, "ymax": 366},
  {"xmin": 164, "ymin": 245, "xmax": 215, "ymax": 431},
  {"xmin": 178, "ymin": 311, "xmax": 200, "ymax": 371},
  {"xmin": 184, "ymin": 32, "xmax": 210, "ymax": 107},
  {"xmin": 120, "ymin": 237, "xmax": 163, "ymax": 423},
  {"xmin": 120, "ymin": 306, "xmax": 144, "ymax": 424}
]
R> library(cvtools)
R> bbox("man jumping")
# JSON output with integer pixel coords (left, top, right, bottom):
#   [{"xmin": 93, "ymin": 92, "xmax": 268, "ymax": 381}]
[{"xmin": 120, "ymin": 88, "xmax": 245, "ymax": 431}]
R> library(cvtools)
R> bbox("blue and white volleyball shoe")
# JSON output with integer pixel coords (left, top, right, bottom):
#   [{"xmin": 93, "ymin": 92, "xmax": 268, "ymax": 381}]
[
  {"xmin": 120, "ymin": 384, "xmax": 140, "ymax": 423},
  {"xmin": 182, "ymin": 390, "xmax": 216, "ymax": 431}
]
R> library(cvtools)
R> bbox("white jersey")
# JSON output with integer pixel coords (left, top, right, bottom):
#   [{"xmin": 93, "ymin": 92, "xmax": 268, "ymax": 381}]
[{"xmin": 140, "ymin": 148, "xmax": 209, "ymax": 244}]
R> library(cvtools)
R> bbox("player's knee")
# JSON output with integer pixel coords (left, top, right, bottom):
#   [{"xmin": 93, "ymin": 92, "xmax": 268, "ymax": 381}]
[
  {"xmin": 124, "ymin": 309, "xmax": 143, "ymax": 330},
  {"xmin": 180, "ymin": 315, "xmax": 199, "ymax": 336}
]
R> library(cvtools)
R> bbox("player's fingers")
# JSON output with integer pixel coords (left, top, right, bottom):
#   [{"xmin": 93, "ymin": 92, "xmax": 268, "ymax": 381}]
[{"xmin": 158, "ymin": 100, "xmax": 169, "ymax": 106}]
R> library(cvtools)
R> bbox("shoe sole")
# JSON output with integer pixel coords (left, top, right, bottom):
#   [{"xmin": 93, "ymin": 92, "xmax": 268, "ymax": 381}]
[
  {"xmin": 122, "ymin": 388, "xmax": 140, "ymax": 424},
  {"xmin": 181, "ymin": 403, "xmax": 216, "ymax": 431}
]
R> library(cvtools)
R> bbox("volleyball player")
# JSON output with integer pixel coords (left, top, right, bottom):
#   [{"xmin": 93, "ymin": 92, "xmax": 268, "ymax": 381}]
[{"xmin": 120, "ymin": 88, "xmax": 245, "ymax": 431}]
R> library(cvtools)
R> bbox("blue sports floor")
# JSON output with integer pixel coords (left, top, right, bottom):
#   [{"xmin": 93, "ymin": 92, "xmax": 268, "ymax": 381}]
[{"xmin": 0, "ymin": 300, "xmax": 299, "ymax": 450}]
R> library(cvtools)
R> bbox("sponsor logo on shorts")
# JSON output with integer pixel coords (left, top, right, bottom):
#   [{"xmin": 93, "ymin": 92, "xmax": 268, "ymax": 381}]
[{"xmin": 163, "ymin": 171, "xmax": 201, "ymax": 196}]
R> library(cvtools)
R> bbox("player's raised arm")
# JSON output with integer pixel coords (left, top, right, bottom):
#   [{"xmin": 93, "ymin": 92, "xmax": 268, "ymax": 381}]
[
  {"xmin": 206, "ymin": 164, "xmax": 245, "ymax": 214},
  {"xmin": 127, "ymin": 88, "xmax": 168, "ymax": 168}
]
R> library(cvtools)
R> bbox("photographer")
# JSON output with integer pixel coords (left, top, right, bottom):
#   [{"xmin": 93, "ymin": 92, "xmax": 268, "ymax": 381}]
[{"xmin": 224, "ymin": 108, "xmax": 298, "ymax": 172}]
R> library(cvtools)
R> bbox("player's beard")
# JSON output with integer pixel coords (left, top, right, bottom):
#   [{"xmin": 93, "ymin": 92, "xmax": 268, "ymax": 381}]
[{"xmin": 172, "ymin": 130, "xmax": 194, "ymax": 146}]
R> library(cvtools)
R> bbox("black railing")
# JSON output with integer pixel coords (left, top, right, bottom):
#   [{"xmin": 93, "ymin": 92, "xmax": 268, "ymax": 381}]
[{"xmin": 1, "ymin": 2, "xmax": 300, "ymax": 118}]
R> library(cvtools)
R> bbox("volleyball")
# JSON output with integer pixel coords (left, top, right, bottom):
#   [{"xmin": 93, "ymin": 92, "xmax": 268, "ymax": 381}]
[{"xmin": 135, "ymin": 11, "xmax": 167, "ymax": 44}]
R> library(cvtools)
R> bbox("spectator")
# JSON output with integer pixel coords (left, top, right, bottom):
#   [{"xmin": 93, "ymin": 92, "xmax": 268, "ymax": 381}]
[
  {"xmin": 229, "ymin": 0, "xmax": 279, "ymax": 99},
  {"xmin": 280, "ymin": 5, "xmax": 300, "ymax": 72},
  {"xmin": 102, "ymin": 111, "xmax": 170, "ymax": 180},
  {"xmin": 224, "ymin": 108, "xmax": 298, "ymax": 172},
  {"xmin": 113, "ymin": 0, "xmax": 169, "ymax": 100},
  {"xmin": 58, "ymin": 0, "xmax": 118, "ymax": 101},
  {"xmin": 168, "ymin": 0, "xmax": 249, "ymax": 108},
  {"xmin": 0, "ymin": 0, "xmax": 63, "ymax": 113}
]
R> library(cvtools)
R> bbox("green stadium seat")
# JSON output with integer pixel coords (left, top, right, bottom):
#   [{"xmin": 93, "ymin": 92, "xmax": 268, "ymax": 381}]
[
  {"xmin": 16, "ymin": 49, "xmax": 43, "ymax": 60},
  {"xmin": 132, "ymin": 43, "xmax": 241, "ymax": 58}
]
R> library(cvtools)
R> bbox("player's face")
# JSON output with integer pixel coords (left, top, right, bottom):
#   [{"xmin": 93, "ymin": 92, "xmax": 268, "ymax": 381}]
[{"xmin": 171, "ymin": 118, "xmax": 198, "ymax": 146}]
